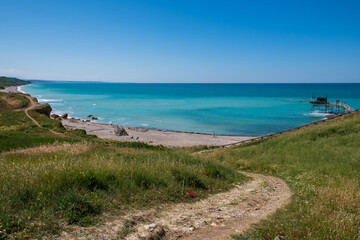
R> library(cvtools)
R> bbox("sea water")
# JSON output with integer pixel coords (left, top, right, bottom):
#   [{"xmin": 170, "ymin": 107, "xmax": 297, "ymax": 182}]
[{"xmin": 22, "ymin": 82, "xmax": 360, "ymax": 136}]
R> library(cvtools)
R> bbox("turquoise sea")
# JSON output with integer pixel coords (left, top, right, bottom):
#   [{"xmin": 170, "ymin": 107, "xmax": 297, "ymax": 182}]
[{"xmin": 22, "ymin": 82, "xmax": 360, "ymax": 136}]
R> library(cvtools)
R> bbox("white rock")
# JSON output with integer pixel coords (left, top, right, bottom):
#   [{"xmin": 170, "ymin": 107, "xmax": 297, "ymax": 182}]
[
  {"xmin": 149, "ymin": 223, "xmax": 157, "ymax": 229},
  {"xmin": 144, "ymin": 223, "xmax": 157, "ymax": 232}
]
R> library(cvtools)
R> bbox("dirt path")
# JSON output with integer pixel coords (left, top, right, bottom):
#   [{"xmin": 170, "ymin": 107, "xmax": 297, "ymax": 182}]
[
  {"xmin": 22, "ymin": 95, "xmax": 41, "ymax": 127},
  {"xmin": 59, "ymin": 172, "xmax": 291, "ymax": 240},
  {"xmin": 17, "ymin": 95, "xmax": 63, "ymax": 136}
]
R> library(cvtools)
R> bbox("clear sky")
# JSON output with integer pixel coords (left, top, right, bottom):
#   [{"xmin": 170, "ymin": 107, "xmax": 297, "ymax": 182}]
[{"xmin": 1, "ymin": 0, "xmax": 359, "ymax": 83}]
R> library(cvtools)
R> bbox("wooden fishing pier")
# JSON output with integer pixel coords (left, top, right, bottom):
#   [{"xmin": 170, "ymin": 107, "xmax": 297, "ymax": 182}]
[{"xmin": 310, "ymin": 97, "xmax": 355, "ymax": 115}]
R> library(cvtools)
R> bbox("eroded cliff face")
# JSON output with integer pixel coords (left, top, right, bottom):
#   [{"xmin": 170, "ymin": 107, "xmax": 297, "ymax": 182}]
[{"xmin": 34, "ymin": 103, "xmax": 52, "ymax": 117}]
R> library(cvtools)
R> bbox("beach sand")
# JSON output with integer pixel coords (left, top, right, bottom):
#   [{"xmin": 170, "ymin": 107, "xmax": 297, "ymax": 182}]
[
  {"xmin": 0, "ymin": 86, "xmax": 21, "ymax": 93},
  {"xmin": 62, "ymin": 118, "xmax": 255, "ymax": 147}
]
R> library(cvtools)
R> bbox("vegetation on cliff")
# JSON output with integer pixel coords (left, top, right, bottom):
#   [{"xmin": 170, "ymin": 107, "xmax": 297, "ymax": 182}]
[{"xmin": 0, "ymin": 77, "xmax": 30, "ymax": 89}]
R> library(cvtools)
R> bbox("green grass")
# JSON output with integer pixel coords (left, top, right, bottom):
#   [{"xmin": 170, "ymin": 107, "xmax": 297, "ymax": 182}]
[
  {"xmin": 0, "ymin": 104, "xmax": 88, "ymax": 153},
  {"xmin": 0, "ymin": 92, "xmax": 246, "ymax": 239},
  {"xmin": 0, "ymin": 93, "xmax": 29, "ymax": 112},
  {"xmin": 28, "ymin": 109, "xmax": 66, "ymax": 132},
  {"xmin": 202, "ymin": 112, "xmax": 360, "ymax": 240},
  {"xmin": 0, "ymin": 142, "xmax": 245, "ymax": 239}
]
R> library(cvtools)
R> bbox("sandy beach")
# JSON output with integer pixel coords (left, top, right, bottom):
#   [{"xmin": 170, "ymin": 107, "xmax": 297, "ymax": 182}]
[
  {"xmin": 2, "ymin": 84, "xmax": 255, "ymax": 147},
  {"xmin": 0, "ymin": 86, "xmax": 21, "ymax": 93},
  {"xmin": 62, "ymin": 118, "xmax": 255, "ymax": 147}
]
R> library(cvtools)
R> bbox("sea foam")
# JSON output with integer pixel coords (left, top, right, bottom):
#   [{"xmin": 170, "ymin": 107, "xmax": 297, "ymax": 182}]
[{"xmin": 38, "ymin": 99, "xmax": 64, "ymax": 102}]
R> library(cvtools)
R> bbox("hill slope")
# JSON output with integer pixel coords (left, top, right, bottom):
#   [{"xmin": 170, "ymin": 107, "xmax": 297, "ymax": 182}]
[
  {"xmin": 0, "ymin": 92, "xmax": 245, "ymax": 239},
  {"xmin": 202, "ymin": 112, "xmax": 360, "ymax": 239}
]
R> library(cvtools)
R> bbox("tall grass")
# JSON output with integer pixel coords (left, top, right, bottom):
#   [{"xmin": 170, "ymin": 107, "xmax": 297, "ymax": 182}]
[
  {"xmin": 0, "ymin": 92, "xmax": 245, "ymax": 239},
  {"xmin": 0, "ymin": 143, "xmax": 245, "ymax": 239},
  {"xmin": 0, "ymin": 110, "xmax": 83, "ymax": 153},
  {"xmin": 0, "ymin": 93, "xmax": 29, "ymax": 111},
  {"xmin": 0, "ymin": 94, "xmax": 93, "ymax": 152},
  {"xmin": 202, "ymin": 113, "xmax": 360, "ymax": 239}
]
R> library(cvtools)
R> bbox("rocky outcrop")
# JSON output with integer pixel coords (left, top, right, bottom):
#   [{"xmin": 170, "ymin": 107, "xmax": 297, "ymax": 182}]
[
  {"xmin": 61, "ymin": 113, "xmax": 68, "ymax": 119},
  {"xmin": 34, "ymin": 104, "xmax": 52, "ymax": 117},
  {"xmin": 30, "ymin": 96, "xmax": 38, "ymax": 103},
  {"xmin": 114, "ymin": 126, "xmax": 128, "ymax": 136},
  {"xmin": 91, "ymin": 116, "xmax": 98, "ymax": 120},
  {"xmin": 50, "ymin": 114, "xmax": 60, "ymax": 119}
]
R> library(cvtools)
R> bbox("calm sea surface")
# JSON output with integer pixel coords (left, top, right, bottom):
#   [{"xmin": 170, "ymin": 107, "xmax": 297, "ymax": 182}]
[{"xmin": 22, "ymin": 83, "xmax": 360, "ymax": 136}]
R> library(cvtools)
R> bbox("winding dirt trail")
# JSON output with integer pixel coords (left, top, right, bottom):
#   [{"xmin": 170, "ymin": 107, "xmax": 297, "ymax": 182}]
[
  {"xmin": 17, "ymin": 95, "xmax": 63, "ymax": 136},
  {"xmin": 60, "ymin": 172, "xmax": 291, "ymax": 240},
  {"xmin": 22, "ymin": 95, "xmax": 41, "ymax": 127}
]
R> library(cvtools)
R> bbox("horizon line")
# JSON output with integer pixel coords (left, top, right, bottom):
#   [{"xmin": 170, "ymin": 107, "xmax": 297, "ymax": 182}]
[{"xmin": 3, "ymin": 76, "xmax": 360, "ymax": 84}]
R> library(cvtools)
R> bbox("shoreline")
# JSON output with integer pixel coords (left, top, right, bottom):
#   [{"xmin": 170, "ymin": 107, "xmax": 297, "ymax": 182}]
[
  {"xmin": 61, "ymin": 118, "xmax": 256, "ymax": 147},
  {"xmin": 5, "ymin": 85, "xmax": 256, "ymax": 147},
  {"xmin": 0, "ymin": 85, "xmax": 23, "ymax": 93},
  {"xmin": 3, "ymin": 84, "xmax": 358, "ymax": 147}
]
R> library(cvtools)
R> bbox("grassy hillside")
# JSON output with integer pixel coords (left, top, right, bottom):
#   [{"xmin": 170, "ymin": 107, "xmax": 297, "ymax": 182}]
[
  {"xmin": 202, "ymin": 112, "xmax": 360, "ymax": 239},
  {"xmin": 0, "ymin": 76, "xmax": 30, "ymax": 89},
  {"xmin": 0, "ymin": 92, "xmax": 29, "ymax": 111},
  {"xmin": 0, "ymin": 92, "xmax": 245, "ymax": 239},
  {"xmin": 1, "ymin": 89, "xmax": 360, "ymax": 239},
  {"xmin": 0, "ymin": 92, "xmax": 85, "ymax": 152}
]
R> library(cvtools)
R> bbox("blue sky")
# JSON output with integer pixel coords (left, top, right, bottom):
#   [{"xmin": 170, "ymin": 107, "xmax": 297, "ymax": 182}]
[{"xmin": 0, "ymin": 0, "xmax": 359, "ymax": 83}]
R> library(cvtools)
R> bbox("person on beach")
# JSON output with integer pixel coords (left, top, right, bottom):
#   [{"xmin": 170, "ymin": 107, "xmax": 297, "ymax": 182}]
[{"xmin": 212, "ymin": 131, "xmax": 215, "ymax": 138}]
